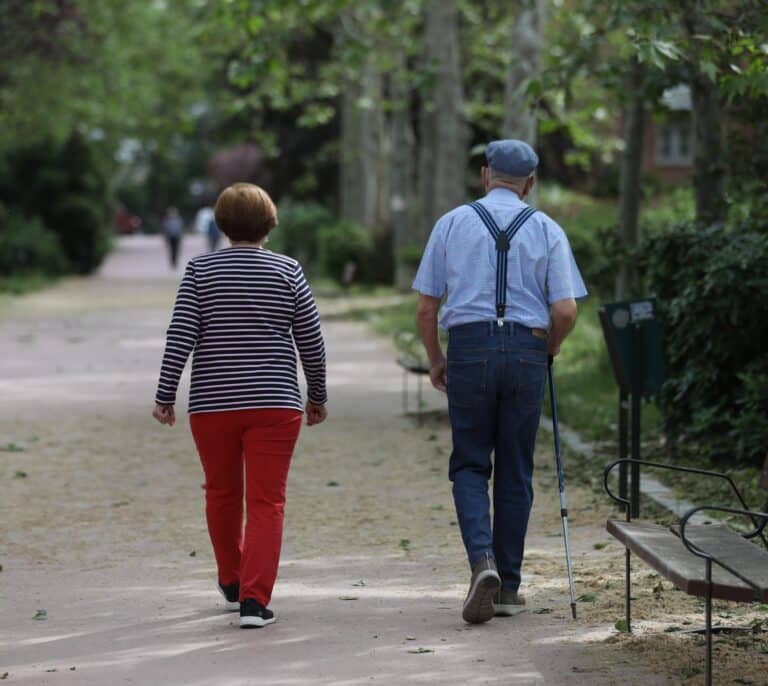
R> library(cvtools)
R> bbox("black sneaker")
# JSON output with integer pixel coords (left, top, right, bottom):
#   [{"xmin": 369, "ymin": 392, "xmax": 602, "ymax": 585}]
[
  {"xmin": 218, "ymin": 581, "xmax": 240, "ymax": 612},
  {"xmin": 240, "ymin": 598, "xmax": 276, "ymax": 628},
  {"xmin": 462, "ymin": 553, "xmax": 501, "ymax": 624}
]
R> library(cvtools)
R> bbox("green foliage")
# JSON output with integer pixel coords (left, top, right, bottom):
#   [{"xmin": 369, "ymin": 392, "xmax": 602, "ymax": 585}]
[
  {"xmin": 640, "ymin": 188, "xmax": 695, "ymax": 232},
  {"xmin": 538, "ymin": 184, "xmax": 618, "ymax": 296},
  {"xmin": 317, "ymin": 221, "xmax": 373, "ymax": 284},
  {"xmin": 639, "ymin": 216, "xmax": 768, "ymax": 464},
  {"xmin": 0, "ymin": 210, "xmax": 68, "ymax": 276},
  {"xmin": 270, "ymin": 199, "xmax": 336, "ymax": 264},
  {"xmin": 397, "ymin": 245, "xmax": 424, "ymax": 267},
  {"xmin": 0, "ymin": 133, "xmax": 112, "ymax": 275},
  {"xmin": 269, "ymin": 199, "xmax": 372, "ymax": 283}
]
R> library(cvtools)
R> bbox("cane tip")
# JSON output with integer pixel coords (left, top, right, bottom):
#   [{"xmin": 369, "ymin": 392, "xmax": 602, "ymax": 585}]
[{"xmin": 571, "ymin": 603, "xmax": 577, "ymax": 620}]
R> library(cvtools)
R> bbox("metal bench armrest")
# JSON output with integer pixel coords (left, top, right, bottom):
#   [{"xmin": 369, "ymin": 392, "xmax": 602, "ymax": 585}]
[
  {"xmin": 603, "ymin": 458, "xmax": 756, "ymax": 527},
  {"xmin": 679, "ymin": 505, "xmax": 768, "ymax": 591}
]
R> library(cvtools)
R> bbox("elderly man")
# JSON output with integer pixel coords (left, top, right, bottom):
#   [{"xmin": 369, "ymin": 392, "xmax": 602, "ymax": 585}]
[{"xmin": 413, "ymin": 140, "xmax": 587, "ymax": 624}]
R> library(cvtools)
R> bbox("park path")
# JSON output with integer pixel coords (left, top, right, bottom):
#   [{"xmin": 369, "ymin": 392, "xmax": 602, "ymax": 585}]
[{"xmin": 0, "ymin": 236, "xmax": 665, "ymax": 685}]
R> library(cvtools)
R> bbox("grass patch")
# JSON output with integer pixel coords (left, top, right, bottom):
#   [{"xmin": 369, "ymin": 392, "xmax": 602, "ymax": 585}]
[{"xmin": 0, "ymin": 272, "xmax": 56, "ymax": 295}]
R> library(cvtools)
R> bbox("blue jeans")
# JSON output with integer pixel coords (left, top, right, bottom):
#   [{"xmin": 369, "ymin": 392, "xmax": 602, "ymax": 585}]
[{"xmin": 446, "ymin": 321, "xmax": 548, "ymax": 591}]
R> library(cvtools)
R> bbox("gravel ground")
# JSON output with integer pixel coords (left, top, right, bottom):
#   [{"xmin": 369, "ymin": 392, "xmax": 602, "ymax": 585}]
[{"xmin": 0, "ymin": 235, "xmax": 765, "ymax": 685}]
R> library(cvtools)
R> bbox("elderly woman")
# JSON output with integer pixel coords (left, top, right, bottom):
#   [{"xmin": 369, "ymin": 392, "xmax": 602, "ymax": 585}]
[{"xmin": 153, "ymin": 183, "xmax": 328, "ymax": 628}]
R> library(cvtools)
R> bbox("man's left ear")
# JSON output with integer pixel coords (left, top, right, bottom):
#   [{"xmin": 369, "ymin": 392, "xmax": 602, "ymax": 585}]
[{"xmin": 525, "ymin": 175, "xmax": 536, "ymax": 198}]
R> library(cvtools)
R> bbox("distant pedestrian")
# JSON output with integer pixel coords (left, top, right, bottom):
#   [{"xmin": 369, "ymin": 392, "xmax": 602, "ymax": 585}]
[
  {"xmin": 161, "ymin": 207, "xmax": 184, "ymax": 269},
  {"xmin": 413, "ymin": 140, "xmax": 587, "ymax": 624},
  {"xmin": 206, "ymin": 215, "xmax": 221, "ymax": 252},
  {"xmin": 153, "ymin": 183, "xmax": 328, "ymax": 629}
]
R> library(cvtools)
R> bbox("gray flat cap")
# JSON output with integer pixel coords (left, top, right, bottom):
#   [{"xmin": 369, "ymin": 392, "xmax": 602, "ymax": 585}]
[{"xmin": 486, "ymin": 139, "xmax": 539, "ymax": 177}]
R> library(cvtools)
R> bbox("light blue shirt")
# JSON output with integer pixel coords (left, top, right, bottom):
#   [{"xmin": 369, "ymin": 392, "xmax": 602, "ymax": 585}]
[{"xmin": 412, "ymin": 188, "xmax": 588, "ymax": 330}]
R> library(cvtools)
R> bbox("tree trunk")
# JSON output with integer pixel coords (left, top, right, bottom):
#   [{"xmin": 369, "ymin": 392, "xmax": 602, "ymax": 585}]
[
  {"xmin": 389, "ymin": 49, "xmax": 417, "ymax": 290},
  {"xmin": 680, "ymin": 0, "xmax": 726, "ymax": 226},
  {"xmin": 615, "ymin": 56, "xmax": 645, "ymax": 299},
  {"xmin": 339, "ymin": 76, "xmax": 367, "ymax": 226},
  {"xmin": 503, "ymin": 0, "xmax": 545, "ymax": 142},
  {"xmin": 690, "ymin": 72, "xmax": 724, "ymax": 225},
  {"xmin": 418, "ymin": 0, "xmax": 468, "ymax": 241}
]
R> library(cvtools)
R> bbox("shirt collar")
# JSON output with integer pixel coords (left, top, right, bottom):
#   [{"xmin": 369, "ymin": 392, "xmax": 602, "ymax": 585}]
[{"xmin": 485, "ymin": 187, "xmax": 524, "ymax": 203}]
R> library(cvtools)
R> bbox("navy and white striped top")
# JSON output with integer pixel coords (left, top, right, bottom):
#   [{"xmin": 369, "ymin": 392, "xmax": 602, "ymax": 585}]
[{"xmin": 155, "ymin": 247, "xmax": 327, "ymax": 414}]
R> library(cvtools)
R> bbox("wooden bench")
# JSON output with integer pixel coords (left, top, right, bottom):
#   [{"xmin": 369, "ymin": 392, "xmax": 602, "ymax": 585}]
[
  {"xmin": 603, "ymin": 458, "xmax": 768, "ymax": 686},
  {"xmin": 396, "ymin": 356, "xmax": 430, "ymax": 425},
  {"xmin": 393, "ymin": 330, "xmax": 432, "ymax": 425}
]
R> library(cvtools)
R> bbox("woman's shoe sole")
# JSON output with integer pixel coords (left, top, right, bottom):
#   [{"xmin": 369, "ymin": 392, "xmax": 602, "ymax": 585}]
[
  {"xmin": 462, "ymin": 570, "xmax": 502, "ymax": 624},
  {"xmin": 218, "ymin": 587, "xmax": 240, "ymax": 612},
  {"xmin": 240, "ymin": 615, "xmax": 277, "ymax": 628}
]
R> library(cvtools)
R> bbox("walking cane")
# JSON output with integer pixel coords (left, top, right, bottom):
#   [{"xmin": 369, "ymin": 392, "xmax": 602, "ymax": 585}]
[{"xmin": 547, "ymin": 356, "xmax": 578, "ymax": 620}]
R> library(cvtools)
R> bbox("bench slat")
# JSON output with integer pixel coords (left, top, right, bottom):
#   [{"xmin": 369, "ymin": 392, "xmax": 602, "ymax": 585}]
[
  {"xmin": 397, "ymin": 357, "xmax": 430, "ymax": 374},
  {"xmin": 607, "ymin": 519, "xmax": 757, "ymax": 602},
  {"xmin": 669, "ymin": 524, "xmax": 768, "ymax": 602}
]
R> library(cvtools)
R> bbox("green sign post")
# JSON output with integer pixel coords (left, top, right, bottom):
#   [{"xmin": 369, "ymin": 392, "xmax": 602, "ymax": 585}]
[{"xmin": 599, "ymin": 298, "xmax": 665, "ymax": 517}]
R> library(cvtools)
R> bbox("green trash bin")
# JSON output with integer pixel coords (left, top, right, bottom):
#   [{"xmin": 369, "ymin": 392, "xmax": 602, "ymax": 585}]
[
  {"xmin": 599, "ymin": 297, "xmax": 665, "ymax": 399},
  {"xmin": 599, "ymin": 297, "xmax": 666, "ymax": 518}
]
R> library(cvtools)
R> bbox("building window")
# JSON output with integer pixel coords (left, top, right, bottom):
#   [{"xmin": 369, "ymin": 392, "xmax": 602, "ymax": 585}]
[{"xmin": 655, "ymin": 120, "xmax": 693, "ymax": 166}]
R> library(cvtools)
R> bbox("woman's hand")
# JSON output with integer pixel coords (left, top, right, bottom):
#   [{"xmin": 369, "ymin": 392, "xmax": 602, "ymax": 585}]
[
  {"xmin": 305, "ymin": 401, "xmax": 327, "ymax": 426},
  {"xmin": 153, "ymin": 403, "xmax": 176, "ymax": 426}
]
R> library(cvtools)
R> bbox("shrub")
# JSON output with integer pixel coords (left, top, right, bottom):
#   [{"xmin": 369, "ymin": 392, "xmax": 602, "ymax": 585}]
[
  {"xmin": 270, "ymin": 199, "xmax": 335, "ymax": 265},
  {"xmin": 538, "ymin": 183, "xmax": 619, "ymax": 296},
  {"xmin": 639, "ymin": 215, "xmax": 768, "ymax": 465},
  {"xmin": 47, "ymin": 196, "xmax": 111, "ymax": 274},
  {"xmin": 316, "ymin": 220, "xmax": 373, "ymax": 284},
  {"xmin": 0, "ymin": 210, "xmax": 69, "ymax": 275},
  {"xmin": 0, "ymin": 132, "xmax": 112, "ymax": 275},
  {"xmin": 397, "ymin": 245, "xmax": 424, "ymax": 267}
]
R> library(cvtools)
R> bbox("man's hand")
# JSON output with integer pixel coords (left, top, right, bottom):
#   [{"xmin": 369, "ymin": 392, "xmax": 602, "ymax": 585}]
[
  {"xmin": 548, "ymin": 298, "xmax": 577, "ymax": 359},
  {"xmin": 416, "ymin": 294, "xmax": 446, "ymax": 392},
  {"xmin": 153, "ymin": 403, "xmax": 176, "ymax": 426},
  {"xmin": 306, "ymin": 401, "xmax": 327, "ymax": 426},
  {"xmin": 429, "ymin": 356, "xmax": 447, "ymax": 393}
]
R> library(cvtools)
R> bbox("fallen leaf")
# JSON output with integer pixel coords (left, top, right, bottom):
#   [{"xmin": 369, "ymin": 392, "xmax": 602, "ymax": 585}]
[
  {"xmin": 593, "ymin": 542, "xmax": 608, "ymax": 550},
  {"xmin": 399, "ymin": 539, "xmax": 411, "ymax": 551},
  {"xmin": 33, "ymin": 609, "xmax": 47, "ymax": 621},
  {"xmin": 405, "ymin": 635, "xmax": 416, "ymax": 640},
  {"xmin": 189, "ymin": 550, "xmax": 197, "ymax": 557},
  {"xmin": 352, "ymin": 580, "xmax": 366, "ymax": 587},
  {"xmin": 338, "ymin": 596, "xmax": 358, "ymax": 601},
  {"xmin": 407, "ymin": 648, "xmax": 434, "ymax": 654},
  {"xmin": 326, "ymin": 481, "xmax": 339, "ymax": 487},
  {"xmin": 615, "ymin": 618, "xmax": 629, "ymax": 632},
  {"xmin": 13, "ymin": 470, "xmax": 27, "ymax": 479},
  {"xmin": 1, "ymin": 443, "xmax": 25, "ymax": 453},
  {"xmin": 533, "ymin": 608, "xmax": 552, "ymax": 615},
  {"xmin": 576, "ymin": 593, "xmax": 597, "ymax": 603}
]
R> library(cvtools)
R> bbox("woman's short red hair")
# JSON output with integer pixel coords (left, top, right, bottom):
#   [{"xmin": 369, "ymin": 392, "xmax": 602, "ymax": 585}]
[{"xmin": 214, "ymin": 183, "xmax": 277, "ymax": 242}]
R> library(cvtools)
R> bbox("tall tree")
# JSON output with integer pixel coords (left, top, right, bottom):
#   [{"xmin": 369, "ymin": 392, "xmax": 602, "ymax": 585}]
[
  {"xmin": 418, "ymin": 0, "xmax": 469, "ymax": 240},
  {"xmin": 615, "ymin": 55, "xmax": 646, "ymax": 297},
  {"xmin": 503, "ymin": 0, "xmax": 546, "ymax": 143}
]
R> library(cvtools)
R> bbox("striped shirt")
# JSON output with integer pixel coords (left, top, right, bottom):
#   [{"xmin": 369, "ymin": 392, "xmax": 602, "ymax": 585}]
[{"xmin": 155, "ymin": 247, "xmax": 327, "ymax": 414}]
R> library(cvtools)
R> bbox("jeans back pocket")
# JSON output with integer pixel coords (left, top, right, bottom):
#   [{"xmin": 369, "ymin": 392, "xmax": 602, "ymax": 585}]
[{"xmin": 447, "ymin": 359, "xmax": 488, "ymax": 408}]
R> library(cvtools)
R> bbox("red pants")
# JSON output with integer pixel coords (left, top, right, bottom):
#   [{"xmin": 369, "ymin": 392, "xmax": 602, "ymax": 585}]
[{"xmin": 190, "ymin": 408, "xmax": 302, "ymax": 606}]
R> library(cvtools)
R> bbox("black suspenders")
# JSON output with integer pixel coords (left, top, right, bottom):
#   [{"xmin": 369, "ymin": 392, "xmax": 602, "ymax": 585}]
[{"xmin": 467, "ymin": 202, "xmax": 538, "ymax": 326}]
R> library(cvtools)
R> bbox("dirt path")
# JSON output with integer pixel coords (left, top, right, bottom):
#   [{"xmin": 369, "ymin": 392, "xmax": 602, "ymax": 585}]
[{"xmin": 1, "ymin": 236, "xmax": 761, "ymax": 685}]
